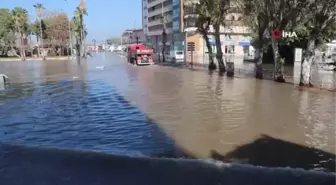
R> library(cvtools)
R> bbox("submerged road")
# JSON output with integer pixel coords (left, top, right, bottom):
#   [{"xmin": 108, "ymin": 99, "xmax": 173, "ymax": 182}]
[{"xmin": 0, "ymin": 53, "xmax": 335, "ymax": 173}]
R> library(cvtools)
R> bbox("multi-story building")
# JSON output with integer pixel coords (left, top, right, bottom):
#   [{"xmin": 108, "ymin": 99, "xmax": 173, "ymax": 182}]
[
  {"xmin": 121, "ymin": 29, "xmax": 146, "ymax": 45},
  {"xmin": 142, "ymin": 0, "xmax": 185, "ymax": 53},
  {"xmin": 142, "ymin": 0, "xmax": 253, "ymax": 62}
]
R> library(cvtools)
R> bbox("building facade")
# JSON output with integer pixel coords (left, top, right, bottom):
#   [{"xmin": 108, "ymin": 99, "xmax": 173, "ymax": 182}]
[
  {"xmin": 143, "ymin": 0, "xmax": 181, "ymax": 52},
  {"xmin": 183, "ymin": 0, "xmax": 253, "ymax": 59},
  {"xmin": 121, "ymin": 29, "xmax": 146, "ymax": 45},
  {"xmin": 142, "ymin": 0, "xmax": 253, "ymax": 62}
]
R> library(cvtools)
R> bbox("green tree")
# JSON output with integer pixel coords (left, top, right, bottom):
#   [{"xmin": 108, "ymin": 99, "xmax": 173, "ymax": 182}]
[
  {"xmin": 297, "ymin": 0, "xmax": 336, "ymax": 86},
  {"xmin": 72, "ymin": 6, "xmax": 87, "ymax": 57},
  {"xmin": 211, "ymin": 0, "xmax": 231, "ymax": 73},
  {"xmin": 185, "ymin": 0, "xmax": 216, "ymax": 70},
  {"xmin": 11, "ymin": 7, "xmax": 29, "ymax": 60},
  {"xmin": 264, "ymin": 0, "xmax": 304, "ymax": 82},
  {"xmin": 0, "ymin": 8, "xmax": 16, "ymax": 56},
  {"xmin": 239, "ymin": 0, "xmax": 270, "ymax": 79},
  {"xmin": 43, "ymin": 11, "xmax": 70, "ymax": 56}
]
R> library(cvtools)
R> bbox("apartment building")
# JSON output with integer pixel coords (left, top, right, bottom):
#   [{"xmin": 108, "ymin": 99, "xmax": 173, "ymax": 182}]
[
  {"xmin": 183, "ymin": 0, "xmax": 252, "ymax": 58},
  {"xmin": 121, "ymin": 29, "xmax": 146, "ymax": 45},
  {"xmin": 142, "ymin": 0, "xmax": 184, "ymax": 52},
  {"xmin": 142, "ymin": 0, "xmax": 253, "ymax": 59}
]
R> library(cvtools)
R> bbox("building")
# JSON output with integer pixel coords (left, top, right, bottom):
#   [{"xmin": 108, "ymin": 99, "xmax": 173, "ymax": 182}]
[
  {"xmin": 183, "ymin": 0, "xmax": 252, "ymax": 59},
  {"xmin": 326, "ymin": 40, "xmax": 336, "ymax": 55},
  {"xmin": 121, "ymin": 29, "xmax": 146, "ymax": 45},
  {"xmin": 142, "ymin": 0, "xmax": 184, "ymax": 53},
  {"xmin": 142, "ymin": 0, "xmax": 253, "ymax": 63}
]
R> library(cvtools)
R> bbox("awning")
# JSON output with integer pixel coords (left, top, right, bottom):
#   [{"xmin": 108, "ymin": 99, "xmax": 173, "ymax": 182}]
[{"xmin": 239, "ymin": 42, "xmax": 251, "ymax": 46}]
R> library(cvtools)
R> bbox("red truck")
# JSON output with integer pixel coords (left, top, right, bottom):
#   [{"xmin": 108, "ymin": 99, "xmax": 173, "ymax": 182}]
[{"xmin": 127, "ymin": 44, "xmax": 154, "ymax": 66}]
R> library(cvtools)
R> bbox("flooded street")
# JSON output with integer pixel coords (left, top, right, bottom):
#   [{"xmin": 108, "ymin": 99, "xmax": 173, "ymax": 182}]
[{"xmin": 0, "ymin": 53, "xmax": 335, "ymax": 171}]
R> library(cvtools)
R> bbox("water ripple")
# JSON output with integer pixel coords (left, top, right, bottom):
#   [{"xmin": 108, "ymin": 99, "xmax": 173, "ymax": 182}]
[{"xmin": 0, "ymin": 80, "xmax": 176, "ymax": 156}]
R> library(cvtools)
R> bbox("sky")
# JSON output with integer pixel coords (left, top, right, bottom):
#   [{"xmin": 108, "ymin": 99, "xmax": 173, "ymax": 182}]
[{"xmin": 0, "ymin": 0, "xmax": 142, "ymax": 42}]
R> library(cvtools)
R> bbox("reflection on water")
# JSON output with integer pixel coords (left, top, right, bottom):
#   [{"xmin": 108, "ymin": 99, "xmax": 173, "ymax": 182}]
[{"xmin": 0, "ymin": 53, "xmax": 335, "ymax": 171}]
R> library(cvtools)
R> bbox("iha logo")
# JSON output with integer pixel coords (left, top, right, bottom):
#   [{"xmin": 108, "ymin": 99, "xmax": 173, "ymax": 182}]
[{"xmin": 271, "ymin": 29, "xmax": 297, "ymax": 39}]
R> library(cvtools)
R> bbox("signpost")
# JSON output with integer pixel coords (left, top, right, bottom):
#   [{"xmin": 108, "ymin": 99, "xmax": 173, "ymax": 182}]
[
  {"xmin": 187, "ymin": 42, "xmax": 195, "ymax": 65},
  {"xmin": 294, "ymin": 48, "xmax": 303, "ymax": 85}
]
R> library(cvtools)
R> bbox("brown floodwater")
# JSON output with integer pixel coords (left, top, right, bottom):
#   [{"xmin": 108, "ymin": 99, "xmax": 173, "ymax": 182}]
[{"xmin": 0, "ymin": 53, "xmax": 335, "ymax": 171}]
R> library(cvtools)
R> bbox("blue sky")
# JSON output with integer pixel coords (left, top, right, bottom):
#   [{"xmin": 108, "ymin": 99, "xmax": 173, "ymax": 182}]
[{"xmin": 1, "ymin": 0, "xmax": 142, "ymax": 41}]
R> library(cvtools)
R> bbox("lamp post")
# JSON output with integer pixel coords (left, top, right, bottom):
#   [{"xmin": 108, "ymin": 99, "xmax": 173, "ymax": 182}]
[{"xmin": 79, "ymin": 0, "xmax": 87, "ymax": 58}]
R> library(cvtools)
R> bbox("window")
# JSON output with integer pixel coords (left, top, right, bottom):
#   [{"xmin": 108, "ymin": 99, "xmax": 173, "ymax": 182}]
[
  {"xmin": 173, "ymin": 21, "xmax": 180, "ymax": 31},
  {"xmin": 173, "ymin": 0, "xmax": 179, "ymax": 6}
]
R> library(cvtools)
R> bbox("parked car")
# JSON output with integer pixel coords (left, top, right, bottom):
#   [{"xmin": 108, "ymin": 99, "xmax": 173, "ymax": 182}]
[{"xmin": 165, "ymin": 49, "xmax": 184, "ymax": 62}]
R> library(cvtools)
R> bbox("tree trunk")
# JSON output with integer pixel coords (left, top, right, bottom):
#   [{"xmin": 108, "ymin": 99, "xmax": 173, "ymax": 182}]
[
  {"xmin": 79, "ymin": 13, "xmax": 84, "ymax": 58},
  {"xmin": 203, "ymin": 33, "xmax": 216, "ymax": 70},
  {"xmin": 255, "ymin": 48, "xmax": 263, "ymax": 79},
  {"xmin": 19, "ymin": 31, "xmax": 25, "ymax": 61},
  {"xmin": 271, "ymin": 38, "xmax": 285, "ymax": 82},
  {"xmin": 300, "ymin": 39, "xmax": 315, "ymax": 87},
  {"xmin": 36, "ymin": 35, "xmax": 40, "ymax": 57},
  {"xmin": 162, "ymin": 30, "xmax": 167, "ymax": 63},
  {"xmin": 10, "ymin": 46, "xmax": 21, "ymax": 58},
  {"xmin": 75, "ymin": 37, "xmax": 80, "ymax": 58},
  {"xmin": 214, "ymin": 24, "xmax": 225, "ymax": 73}
]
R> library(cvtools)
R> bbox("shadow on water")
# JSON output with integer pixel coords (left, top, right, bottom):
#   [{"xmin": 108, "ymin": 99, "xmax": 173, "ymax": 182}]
[
  {"xmin": 210, "ymin": 134, "xmax": 336, "ymax": 172},
  {"xmin": 0, "ymin": 138, "xmax": 335, "ymax": 185},
  {"xmin": 0, "ymin": 79, "xmax": 193, "ymax": 158}
]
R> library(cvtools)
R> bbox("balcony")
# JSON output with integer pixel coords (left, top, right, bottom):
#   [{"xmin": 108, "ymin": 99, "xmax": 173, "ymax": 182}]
[
  {"xmin": 147, "ymin": 27, "xmax": 173, "ymax": 36},
  {"xmin": 148, "ymin": 4, "xmax": 173, "ymax": 17},
  {"xmin": 148, "ymin": 14, "xmax": 172, "ymax": 27},
  {"xmin": 148, "ymin": 0, "xmax": 170, "ymax": 8}
]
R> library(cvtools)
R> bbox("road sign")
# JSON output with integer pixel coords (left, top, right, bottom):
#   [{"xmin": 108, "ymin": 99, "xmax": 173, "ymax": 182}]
[
  {"xmin": 187, "ymin": 42, "xmax": 195, "ymax": 51},
  {"xmin": 294, "ymin": 48, "xmax": 302, "ymax": 63}
]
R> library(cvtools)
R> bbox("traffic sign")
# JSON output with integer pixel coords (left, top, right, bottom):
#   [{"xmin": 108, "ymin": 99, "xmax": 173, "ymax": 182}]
[{"xmin": 187, "ymin": 42, "xmax": 195, "ymax": 51}]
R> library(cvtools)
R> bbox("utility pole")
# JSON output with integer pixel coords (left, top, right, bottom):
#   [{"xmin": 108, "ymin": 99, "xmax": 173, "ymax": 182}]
[
  {"xmin": 64, "ymin": 2, "xmax": 73, "ymax": 59},
  {"xmin": 161, "ymin": 0, "xmax": 167, "ymax": 63}
]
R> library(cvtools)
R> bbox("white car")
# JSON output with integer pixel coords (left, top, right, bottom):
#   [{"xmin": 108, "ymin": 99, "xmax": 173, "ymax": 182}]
[{"xmin": 165, "ymin": 50, "xmax": 184, "ymax": 62}]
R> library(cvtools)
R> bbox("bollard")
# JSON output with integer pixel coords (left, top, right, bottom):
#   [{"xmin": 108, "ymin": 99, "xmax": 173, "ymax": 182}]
[
  {"xmin": 0, "ymin": 74, "xmax": 9, "ymax": 90},
  {"xmin": 226, "ymin": 62, "xmax": 235, "ymax": 77}
]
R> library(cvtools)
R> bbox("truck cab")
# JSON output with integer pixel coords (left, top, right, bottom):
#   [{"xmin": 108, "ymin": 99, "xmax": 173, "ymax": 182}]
[{"xmin": 127, "ymin": 44, "xmax": 154, "ymax": 66}]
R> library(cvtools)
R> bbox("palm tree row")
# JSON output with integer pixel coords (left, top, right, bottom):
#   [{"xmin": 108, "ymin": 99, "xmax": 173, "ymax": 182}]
[{"xmin": 33, "ymin": 0, "xmax": 88, "ymax": 59}]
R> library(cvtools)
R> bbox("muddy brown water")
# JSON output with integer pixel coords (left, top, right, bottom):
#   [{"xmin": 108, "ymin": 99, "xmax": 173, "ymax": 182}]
[{"xmin": 0, "ymin": 53, "xmax": 335, "ymax": 171}]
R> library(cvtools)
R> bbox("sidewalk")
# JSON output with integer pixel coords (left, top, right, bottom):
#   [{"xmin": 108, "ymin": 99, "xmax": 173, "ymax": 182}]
[{"xmin": 0, "ymin": 56, "xmax": 71, "ymax": 62}]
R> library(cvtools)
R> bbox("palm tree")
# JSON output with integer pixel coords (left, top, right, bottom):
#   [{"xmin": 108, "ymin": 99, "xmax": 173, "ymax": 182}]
[
  {"xmin": 78, "ymin": 0, "xmax": 87, "ymax": 58},
  {"xmin": 187, "ymin": 0, "xmax": 216, "ymax": 70},
  {"xmin": 11, "ymin": 7, "xmax": 29, "ymax": 60},
  {"xmin": 33, "ymin": 3, "xmax": 45, "ymax": 59},
  {"xmin": 72, "ymin": 6, "xmax": 87, "ymax": 58}
]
